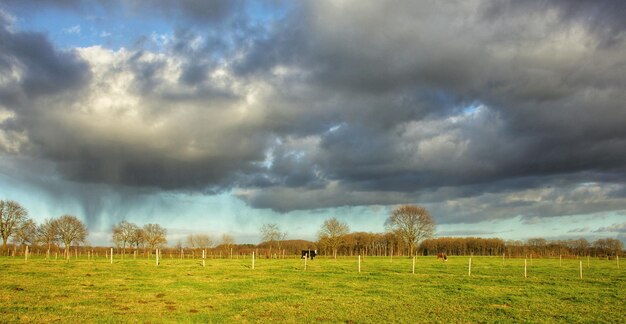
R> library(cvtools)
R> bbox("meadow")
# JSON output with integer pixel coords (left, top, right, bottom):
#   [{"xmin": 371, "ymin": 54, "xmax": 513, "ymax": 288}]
[{"xmin": 0, "ymin": 255, "xmax": 624, "ymax": 323}]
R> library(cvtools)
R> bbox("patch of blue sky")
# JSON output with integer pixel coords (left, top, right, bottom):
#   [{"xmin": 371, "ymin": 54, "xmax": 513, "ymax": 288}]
[
  {"xmin": 4, "ymin": 1, "xmax": 292, "ymax": 55},
  {"xmin": 10, "ymin": 5, "xmax": 172, "ymax": 51},
  {"xmin": 461, "ymin": 102, "xmax": 484, "ymax": 116},
  {"xmin": 246, "ymin": 1, "xmax": 293, "ymax": 26}
]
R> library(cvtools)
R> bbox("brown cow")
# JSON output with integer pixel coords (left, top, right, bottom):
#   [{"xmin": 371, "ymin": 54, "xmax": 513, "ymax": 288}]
[{"xmin": 436, "ymin": 253, "xmax": 448, "ymax": 261}]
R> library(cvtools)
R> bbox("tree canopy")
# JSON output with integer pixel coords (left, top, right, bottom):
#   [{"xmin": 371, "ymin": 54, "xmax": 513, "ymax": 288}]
[
  {"xmin": 318, "ymin": 217, "xmax": 350, "ymax": 259},
  {"xmin": 0, "ymin": 200, "xmax": 30, "ymax": 255},
  {"xmin": 385, "ymin": 205, "xmax": 435, "ymax": 256}
]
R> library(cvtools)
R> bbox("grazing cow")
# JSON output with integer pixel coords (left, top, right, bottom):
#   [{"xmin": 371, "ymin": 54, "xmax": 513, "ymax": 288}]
[
  {"xmin": 436, "ymin": 253, "xmax": 448, "ymax": 261},
  {"xmin": 301, "ymin": 250, "xmax": 317, "ymax": 260}
]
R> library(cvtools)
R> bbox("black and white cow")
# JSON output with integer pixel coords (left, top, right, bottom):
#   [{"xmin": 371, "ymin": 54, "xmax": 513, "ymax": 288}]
[{"xmin": 301, "ymin": 250, "xmax": 317, "ymax": 260}]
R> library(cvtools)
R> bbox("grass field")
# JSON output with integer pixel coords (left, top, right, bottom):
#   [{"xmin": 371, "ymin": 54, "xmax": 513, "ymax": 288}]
[{"xmin": 0, "ymin": 255, "xmax": 624, "ymax": 323}]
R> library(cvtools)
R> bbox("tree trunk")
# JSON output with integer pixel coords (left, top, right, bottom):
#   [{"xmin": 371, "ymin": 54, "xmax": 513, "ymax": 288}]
[{"xmin": 2, "ymin": 239, "xmax": 7, "ymax": 256}]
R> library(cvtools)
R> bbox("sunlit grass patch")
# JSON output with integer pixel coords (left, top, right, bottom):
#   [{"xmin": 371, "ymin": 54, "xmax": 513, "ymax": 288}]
[{"xmin": 0, "ymin": 256, "xmax": 624, "ymax": 322}]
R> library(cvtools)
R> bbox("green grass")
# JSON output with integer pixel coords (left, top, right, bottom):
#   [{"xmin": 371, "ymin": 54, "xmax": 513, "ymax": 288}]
[{"xmin": 0, "ymin": 255, "xmax": 624, "ymax": 323}]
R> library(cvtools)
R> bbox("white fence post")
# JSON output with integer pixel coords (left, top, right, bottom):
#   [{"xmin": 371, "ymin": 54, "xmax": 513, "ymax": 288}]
[
  {"xmin": 110, "ymin": 248, "xmax": 113, "ymax": 264},
  {"xmin": 252, "ymin": 251, "xmax": 255, "ymax": 270},
  {"xmin": 580, "ymin": 261, "xmax": 583, "ymax": 279},
  {"xmin": 412, "ymin": 256, "xmax": 415, "ymax": 274},
  {"xmin": 358, "ymin": 255, "xmax": 361, "ymax": 273},
  {"xmin": 468, "ymin": 257, "xmax": 472, "ymax": 276},
  {"xmin": 524, "ymin": 259, "xmax": 527, "ymax": 278}
]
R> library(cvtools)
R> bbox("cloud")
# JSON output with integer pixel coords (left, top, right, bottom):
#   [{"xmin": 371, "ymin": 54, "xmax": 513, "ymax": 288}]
[
  {"xmin": 568, "ymin": 226, "xmax": 591, "ymax": 233},
  {"xmin": 62, "ymin": 25, "xmax": 81, "ymax": 35},
  {"xmin": 594, "ymin": 222, "xmax": 626, "ymax": 233},
  {"xmin": 2, "ymin": 0, "xmax": 245, "ymax": 25},
  {"xmin": 1, "ymin": 1, "xmax": 626, "ymax": 226},
  {"xmin": 482, "ymin": 0, "xmax": 626, "ymax": 46},
  {"xmin": 236, "ymin": 181, "xmax": 626, "ymax": 225},
  {"xmin": 133, "ymin": 0, "xmax": 243, "ymax": 24},
  {"xmin": 0, "ymin": 19, "xmax": 90, "ymax": 102},
  {"xmin": 15, "ymin": 42, "xmax": 275, "ymax": 189},
  {"xmin": 230, "ymin": 1, "xmax": 626, "ymax": 212}
]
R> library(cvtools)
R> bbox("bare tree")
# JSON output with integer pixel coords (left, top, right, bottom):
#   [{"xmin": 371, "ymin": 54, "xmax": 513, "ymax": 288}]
[
  {"xmin": 196, "ymin": 234, "xmax": 214, "ymax": 249},
  {"xmin": 569, "ymin": 238, "xmax": 590, "ymax": 256},
  {"xmin": 143, "ymin": 223, "xmax": 167, "ymax": 256},
  {"xmin": 13, "ymin": 219, "xmax": 37, "ymax": 249},
  {"xmin": 0, "ymin": 200, "xmax": 29, "ymax": 255},
  {"xmin": 605, "ymin": 238, "xmax": 624, "ymax": 256},
  {"xmin": 221, "ymin": 233, "xmax": 235, "ymax": 247},
  {"xmin": 260, "ymin": 223, "xmax": 286, "ymax": 257},
  {"xmin": 36, "ymin": 218, "xmax": 59, "ymax": 254},
  {"xmin": 185, "ymin": 234, "xmax": 197, "ymax": 248},
  {"xmin": 112, "ymin": 220, "xmax": 139, "ymax": 258},
  {"xmin": 318, "ymin": 217, "xmax": 349, "ymax": 259},
  {"xmin": 385, "ymin": 205, "xmax": 435, "ymax": 256},
  {"xmin": 221, "ymin": 233, "xmax": 235, "ymax": 257},
  {"xmin": 130, "ymin": 228, "xmax": 145, "ymax": 253},
  {"xmin": 53, "ymin": 215, "xmax": 88, "ymax": 259},
  {"xmin": 593, "ymin": 238, "xmax": 624, "ymax": 257},
  {"xmin": 186, "ymin": 233, "xmax": 213, "ymax": 249}
]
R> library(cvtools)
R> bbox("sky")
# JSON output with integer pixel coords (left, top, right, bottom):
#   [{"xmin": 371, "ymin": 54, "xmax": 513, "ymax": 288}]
[{"xmin": 1, "ymin": 0, "xmax": 625, "ymax": 246}]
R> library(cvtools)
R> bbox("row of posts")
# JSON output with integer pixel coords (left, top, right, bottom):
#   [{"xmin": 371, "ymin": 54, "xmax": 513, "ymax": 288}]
[{"xmin": 22, "ymin": 248, "xmax": 620, "ymax": 277}]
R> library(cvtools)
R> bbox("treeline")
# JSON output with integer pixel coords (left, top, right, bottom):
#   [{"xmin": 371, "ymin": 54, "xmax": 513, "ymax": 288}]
[
  {"xmin": 0, "ymin": 200, "xmax": 169, "ymax": 258},
  {"xmin": 2, "ymin": 199, "xmax": 624, "ymax": 259},
  {"xmin": 0, "ymin": 199, "xmax": 89, "ymax": 257},
  {"xmin": 420, "ymin": 237, "xmax": 624, "ymax": 257},
  {"xmin": 315, "ymin": 234, "xmax": 624, "ymax": 258}
]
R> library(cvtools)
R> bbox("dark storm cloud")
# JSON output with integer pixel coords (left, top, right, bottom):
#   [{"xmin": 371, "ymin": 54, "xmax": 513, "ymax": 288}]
[
  {"xmin": 239, "ymin": 0, "xmax": 626, "ymax": 189},
  {"xmin": 1, "ymin": 1, "xmax": 626, "ymax": 222},
  {"xmin": 136, "ymin": 0, "xmax": 243, "ymax": 24},
  {"xmin": 0, "ymin": 14, "xmax": 90, "ymax": 155},
  {"xmin": 233, "ymin": 2, "xmax": 491, "ymax": 102},
  {"xmin": 482, "ymin": 0, "xmax": 626, "ymax": 45},
  {"xmin": 0, "ymin": 19, "xmax": 271, "ymax": 190},
  {"xmin": 235, "ymin": 1, "xmax": 626, "ymax": 207},
  {"xmin": 235, "ymin": 178, "xmax": 626, "ymax": 223},
  {"xmin": 0, "ymin": 18, "xmax": 90, "ymax": 102},
  {"xmin": 1, "ymin": 0, "xmax": 82, "ymax": 9},
  {"xmin": 1, "ymin": 0, "xmax": 243, "ymax": 24}
]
